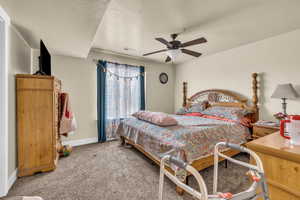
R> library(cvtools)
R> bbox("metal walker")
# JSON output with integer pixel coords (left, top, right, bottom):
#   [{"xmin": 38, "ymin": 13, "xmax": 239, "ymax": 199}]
[{"xmin": 159, "ymin": 142, "xmax": 270, "ymax": 200}]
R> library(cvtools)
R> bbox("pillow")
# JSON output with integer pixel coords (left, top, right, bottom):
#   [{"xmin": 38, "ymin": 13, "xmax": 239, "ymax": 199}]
[
  {"xmin": 201, "ymin": 106, "xmax": 250, "ymax": 121},
  {"xmin": 132, "ymin": 111, "xmax": 178, "ymax": 126},
  {"xmin": 190, "ymin": 103, "xmax": 207, "ymax": 113},
  {"xmin": 176, "ymin": 107, "xmax": 189, "ymax": 115},
  {"xmin": 176, "ymin": 101, "xmax": 208, "ymax": 115}
]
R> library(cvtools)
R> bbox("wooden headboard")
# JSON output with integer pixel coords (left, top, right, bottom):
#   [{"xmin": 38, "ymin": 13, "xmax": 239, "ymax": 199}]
[{"xmin": 182, "ymin": 73, "xmax": 259, "ymax": 122}]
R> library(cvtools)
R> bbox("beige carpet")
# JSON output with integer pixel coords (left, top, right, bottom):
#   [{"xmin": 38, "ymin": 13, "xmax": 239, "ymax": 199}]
[{"xmin": 4, "ymin": 141, "xmax": 251, "ymax": 200}]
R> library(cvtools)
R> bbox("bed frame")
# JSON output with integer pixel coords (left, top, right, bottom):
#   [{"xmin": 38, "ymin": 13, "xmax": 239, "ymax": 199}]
[
  {"xmin": 183, "ymin": 73, "xmax": 259, "ymax": 123},
  {"xmin": 121, "ymin": 73, "xmax": 259, "ymax": 195}
]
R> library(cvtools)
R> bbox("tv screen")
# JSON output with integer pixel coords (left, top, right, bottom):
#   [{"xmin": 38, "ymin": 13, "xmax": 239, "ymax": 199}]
[{"xmin": 39, "ymin": 40, "xmax": 51, "ymax": 75}]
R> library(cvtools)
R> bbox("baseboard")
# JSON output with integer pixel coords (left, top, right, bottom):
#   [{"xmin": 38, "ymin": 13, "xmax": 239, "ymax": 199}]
[
  {"xmin": 8, "ymin": 169, "xmax": 17, "ymax": 191},
  {"xmin": 62, "ymin": 137, "xmax": 98, "ymax": 147}
]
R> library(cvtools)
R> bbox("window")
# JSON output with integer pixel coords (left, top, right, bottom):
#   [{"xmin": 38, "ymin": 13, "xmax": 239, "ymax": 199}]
[
  {"xmin": 105, "ymin": 62, "xmax": 141, "ymax": 120},
  {"xmin": 97, "ymin": 60, "xmax": 145, "ymax": 141}
]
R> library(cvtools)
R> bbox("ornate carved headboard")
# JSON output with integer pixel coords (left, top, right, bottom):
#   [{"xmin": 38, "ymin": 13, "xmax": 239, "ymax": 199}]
[{"xmin": 182, "ymin": 73, "xmax": 259, "ymax": 122}]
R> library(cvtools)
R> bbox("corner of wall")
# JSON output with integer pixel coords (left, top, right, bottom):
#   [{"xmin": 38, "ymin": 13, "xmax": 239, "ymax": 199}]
[
  {"xmin": 7, "ymin": 169, "xmax": 17, "ymax": 192},
  {"xmin": 10, "ymin": 25, "xmax": 30, "ymax": 49},
  {"xmin": 0, "ymin": 5, "xmax": 9, "ymax": 197},
  {"xmin": 171, "ymin": 62, "xmax": 178, "ymax": 113},
  {"xmin": 4, "ymin": 18, "xmax": 32, "ymax": 196}
]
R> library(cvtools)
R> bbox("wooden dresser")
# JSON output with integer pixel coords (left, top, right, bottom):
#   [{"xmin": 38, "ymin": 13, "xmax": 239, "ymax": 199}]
[
  {"xmin": 16, "ymin": 74, "xmax": 61, "ymax": 177},
  {"xmin": 247, "ymin": 132, "xmax": 300, "ymax": 200}
]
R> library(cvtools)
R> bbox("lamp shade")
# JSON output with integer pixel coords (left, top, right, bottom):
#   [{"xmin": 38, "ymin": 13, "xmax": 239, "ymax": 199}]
[
  {"xmin": 271, "ymin": 83, "xmax": 298, "ymax": 99},
  {"xmin": 166, "ymin": 49, "xmax": 181, "ymax": 60}
]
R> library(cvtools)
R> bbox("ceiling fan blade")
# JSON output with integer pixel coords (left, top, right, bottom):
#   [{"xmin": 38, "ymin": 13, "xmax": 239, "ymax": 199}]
[
  {"xmin": 181, "ymin": 49, "xmax": 202, "ymax": 57},
  {"xmin": 165, "ymin": 56, "xmax": 171, "ymax": 62},
  {"xmin": 180, "ymin": 37, "xmax": 207, "ymax": 48},
  {"xmin": 143, "ymin": 49, "xmax": 167, "ymax": 56},
  {"xmin": 155, "ymin": 38, "xmax": 172, "ymax": 48}
]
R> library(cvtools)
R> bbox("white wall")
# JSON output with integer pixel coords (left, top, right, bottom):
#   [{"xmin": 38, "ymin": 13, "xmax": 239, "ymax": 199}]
[
  {"xmin": 0, "ymin": 7, "xmax": 9, "ymax": 197},
  {"xmin": 175, "ymin": 28, "xmax": 300, "ymax": 120},
  {"xmin": 32, "ymin": 50, "xmax": 175, "ymax": 142},
  {"xmin": 7, "ymin": 26, "xmax": 31, "ymax": 176},
  {"xmin": 52, "ymin": 54, "xmax": 98, "ymax": 142}
]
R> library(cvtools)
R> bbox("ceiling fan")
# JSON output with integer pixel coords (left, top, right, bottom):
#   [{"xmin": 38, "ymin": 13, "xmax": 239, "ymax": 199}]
[{"xmin": 143, "ymin": 33, "xmax": 207, "ymax": 62}]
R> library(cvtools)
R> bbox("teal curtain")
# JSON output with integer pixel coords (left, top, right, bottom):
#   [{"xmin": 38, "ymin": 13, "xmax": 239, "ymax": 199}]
[
  {"xmin": 140, "ymin": 66, "xmax": 145, "ymax": 110},
  {"xmin": 97, "ymin": 60, "xmax": 107, "ymax": 142}
]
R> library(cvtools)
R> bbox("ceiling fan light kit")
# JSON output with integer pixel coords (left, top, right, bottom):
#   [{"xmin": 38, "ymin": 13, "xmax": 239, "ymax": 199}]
[
  {"xmin": 143, "ymin": 33, "xmax": 207, "ymax": 62},
  {"xmin": 166, "ymin": 49, "xmax": 181, "ymax": 60}
]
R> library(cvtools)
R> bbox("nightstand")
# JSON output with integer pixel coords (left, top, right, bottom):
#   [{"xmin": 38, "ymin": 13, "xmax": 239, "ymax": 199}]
[
  {"xmin": 252, "ymin": 121, "xmax": 280, "ymax": 139},
  {"xmin": 247, "ymin": 132, "xmax": 300, "ymax": 199}
]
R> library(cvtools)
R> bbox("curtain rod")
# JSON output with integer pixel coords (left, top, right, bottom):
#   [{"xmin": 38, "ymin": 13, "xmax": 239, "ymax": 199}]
[{"xmin": 92, "ymin": 59, "xmax": 143, "ymax": 67}]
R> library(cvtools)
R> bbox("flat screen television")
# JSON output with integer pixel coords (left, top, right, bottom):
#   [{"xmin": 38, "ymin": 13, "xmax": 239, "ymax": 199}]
[{"xmin": 35, "ymin": 40, "xmax": 51, "ymax": 75}]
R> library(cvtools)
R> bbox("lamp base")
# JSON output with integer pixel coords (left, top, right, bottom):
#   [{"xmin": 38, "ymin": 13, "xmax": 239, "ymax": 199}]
[{"xmin": 281, "ymin": 98, "xmax": 287, "ymax": 115}]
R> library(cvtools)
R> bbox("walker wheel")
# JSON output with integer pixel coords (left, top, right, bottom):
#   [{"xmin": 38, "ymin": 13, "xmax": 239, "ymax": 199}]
[{"xmin": 252, "ymin": 176, "xmax": 260, "ymax": 182}]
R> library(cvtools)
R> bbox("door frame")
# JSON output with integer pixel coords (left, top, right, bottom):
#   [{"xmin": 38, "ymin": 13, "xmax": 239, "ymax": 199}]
[{"xmin": 0, "ymin": 6, "xmax": 10, "ymax": 197}]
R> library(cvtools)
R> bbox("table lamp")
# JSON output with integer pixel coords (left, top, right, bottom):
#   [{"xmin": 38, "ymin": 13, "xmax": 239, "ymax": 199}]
[{"xmin": 271, "ymin": 83, "xmax": 297, "ymax": 115}]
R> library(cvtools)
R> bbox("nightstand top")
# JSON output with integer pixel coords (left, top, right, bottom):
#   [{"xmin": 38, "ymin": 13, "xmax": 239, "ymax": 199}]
[
  {"xmin": 247, "ymin": 132, "xmax": 300, "ymax": 164},
  {"xmin": 253, "ymin": 120, "xmax": 279, "ymax": 129}
]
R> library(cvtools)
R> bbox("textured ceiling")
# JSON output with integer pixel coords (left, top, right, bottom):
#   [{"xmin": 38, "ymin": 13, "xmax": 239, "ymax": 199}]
[
  {"xmin": 93, "ymin": 0, "xmax": 300, "ymax": 64},
  {"xmin": 0, "ymin": 0, "xmax": 110, "ymax": 58},
  {"xmin": 2, "ymin": 0, "xmax": 300, "ymax": 62}
]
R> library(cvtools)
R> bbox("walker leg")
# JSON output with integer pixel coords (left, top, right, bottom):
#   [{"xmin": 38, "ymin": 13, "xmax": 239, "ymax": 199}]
[{"xmin": 175, "ymin": 177, "xmax": 187, "ymax": 195}]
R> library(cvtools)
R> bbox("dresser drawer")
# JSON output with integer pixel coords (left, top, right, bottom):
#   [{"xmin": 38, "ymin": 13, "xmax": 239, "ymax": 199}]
[
  {"xmin": 254, "ymin": 152, "xmax": 300, "ymax": 200},
  {"xmin": 17, "ymin": 78, "xmax": 53, "ymax": 90}
]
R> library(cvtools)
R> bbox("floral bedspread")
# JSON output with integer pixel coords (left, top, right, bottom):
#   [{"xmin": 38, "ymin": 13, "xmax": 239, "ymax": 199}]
[{"xmin": 117, "ymin": 115, "xmax": 250, "ymax": 164}]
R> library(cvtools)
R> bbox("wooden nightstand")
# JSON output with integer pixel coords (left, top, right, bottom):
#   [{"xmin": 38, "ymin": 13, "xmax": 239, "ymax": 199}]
[
  {"xmin": 252, "ymin": 122, "xmax": 279, "ymax": 139},
  {"xmin": 247, "ymin": 132, "xmax": 300, "ymax": 200}
]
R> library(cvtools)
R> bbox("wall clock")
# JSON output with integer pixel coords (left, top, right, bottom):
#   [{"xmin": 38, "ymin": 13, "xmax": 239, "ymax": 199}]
[{"xmin": 159, "ymin": 72, "xmax": 168, "ymax": 84}]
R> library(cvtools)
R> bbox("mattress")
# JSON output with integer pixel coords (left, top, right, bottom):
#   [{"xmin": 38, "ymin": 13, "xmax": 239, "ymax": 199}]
[{"xmin": 117, "ymin": 114, "xmax": 250, "ymax": 164}]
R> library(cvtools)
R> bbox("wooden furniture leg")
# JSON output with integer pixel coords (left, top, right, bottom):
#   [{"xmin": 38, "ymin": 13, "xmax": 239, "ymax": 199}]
[{"xmin": 120, "ymin": 136, "xmax": 125, "ymax": 146}]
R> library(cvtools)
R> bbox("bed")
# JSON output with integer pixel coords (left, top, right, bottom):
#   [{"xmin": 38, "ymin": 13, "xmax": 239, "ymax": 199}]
[{"xmin": 118, "ymin": 73, "xmax": 259, "ymax": 194}]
